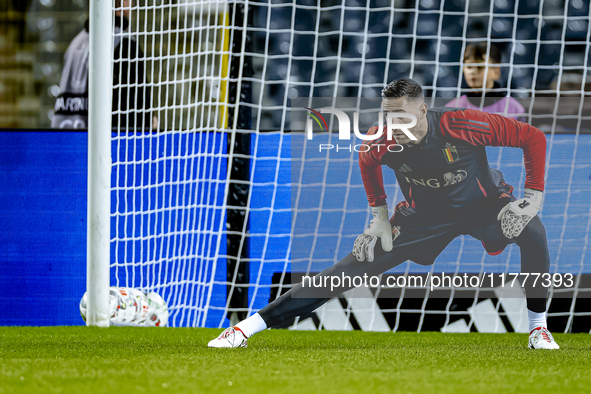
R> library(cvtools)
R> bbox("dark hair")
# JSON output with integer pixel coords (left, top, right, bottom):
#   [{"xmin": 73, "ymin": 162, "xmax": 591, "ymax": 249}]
[
  {"xmin": 381, "ymin": 78, "xmax": 424, "ymax": 100},
  {"xmin": 464, "ymin": 43, "xmax": 502, "ymax": 64}
]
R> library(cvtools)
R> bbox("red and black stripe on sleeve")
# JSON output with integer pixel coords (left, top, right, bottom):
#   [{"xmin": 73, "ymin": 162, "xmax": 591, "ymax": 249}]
[{"xmin": 440, "ymin": 109, "xmax": 546, "ymax": 192}]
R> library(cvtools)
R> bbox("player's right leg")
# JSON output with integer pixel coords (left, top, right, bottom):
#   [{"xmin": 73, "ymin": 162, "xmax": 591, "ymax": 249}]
[{"xmin": 208, "ymin": 249, "xmax": 407, "ymax": 348}]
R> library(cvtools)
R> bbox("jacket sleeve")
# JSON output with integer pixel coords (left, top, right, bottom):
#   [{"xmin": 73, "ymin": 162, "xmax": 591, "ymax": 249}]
[
  {"xmin": 440, "ymin": 109, "xmax": 546, "ymax": 191},
  {"xmin": 358, "ymin": 125, "xmax": 394, "ymax": 207}
]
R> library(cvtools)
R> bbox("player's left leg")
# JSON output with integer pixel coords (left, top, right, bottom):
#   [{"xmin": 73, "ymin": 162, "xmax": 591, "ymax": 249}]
[{"xmin": 471, "ymin": 199, "xmax": 559, "ymax": 349}]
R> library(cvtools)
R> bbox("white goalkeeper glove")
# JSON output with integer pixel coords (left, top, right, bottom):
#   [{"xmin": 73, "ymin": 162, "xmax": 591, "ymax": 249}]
[
  {"xmin": 497, "ymin": 189, "xmax": 543, "ymax": 239},
  {"xmin": 353, "ymin": 205, "xmax": 393, "ymax": 262}
]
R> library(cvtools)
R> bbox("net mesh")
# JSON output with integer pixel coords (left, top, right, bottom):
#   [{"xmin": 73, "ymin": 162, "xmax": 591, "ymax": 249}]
[{"xmin": 111, "ymin": 0, "xmax": 591, "ymax": 332}]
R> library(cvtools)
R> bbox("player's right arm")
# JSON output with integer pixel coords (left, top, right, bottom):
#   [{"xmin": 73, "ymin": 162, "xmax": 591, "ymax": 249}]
[
  {"xmin": 358, "ymin": 125, "xmax": 390, "ymax": 207},
  {"xmin": 352, "ymin": 126, "xmax": 395, "ymax": 262}
]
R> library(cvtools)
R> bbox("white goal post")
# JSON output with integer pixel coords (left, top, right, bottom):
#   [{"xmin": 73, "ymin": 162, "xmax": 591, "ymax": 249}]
[
  {"xmin": 89, "ymin": 0, "xmax": 591, "ymax": 332},
  {"xmin": 86, "ymin": 0, "xmax": 113, "ymax": 327}
]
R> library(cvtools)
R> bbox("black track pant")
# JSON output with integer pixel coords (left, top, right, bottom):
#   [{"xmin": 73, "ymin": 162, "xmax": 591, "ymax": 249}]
[{"xmin": 259, "ymin": 215, "xmax": 550, "ymax": 328}]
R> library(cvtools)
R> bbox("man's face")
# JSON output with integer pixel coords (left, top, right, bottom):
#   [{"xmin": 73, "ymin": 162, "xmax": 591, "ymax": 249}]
[
  {"xmin": 463, "ymin": 56, "xmax": 500, "ymax": 89},
  {"xmin": 381, "ymin": 96, "xmax": 427, "ymax": 145}
]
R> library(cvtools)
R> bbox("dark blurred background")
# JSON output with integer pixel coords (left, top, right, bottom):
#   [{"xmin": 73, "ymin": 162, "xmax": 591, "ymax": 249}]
[{"xmin": 0, "ymin": 0, "xmax": 589, "ymax": 129}]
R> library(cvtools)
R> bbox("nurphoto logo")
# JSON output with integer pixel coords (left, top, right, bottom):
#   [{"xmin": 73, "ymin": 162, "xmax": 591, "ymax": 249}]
[{"xmin": 305, "ymin": 108, "xmax": 417, "ymax": 152}]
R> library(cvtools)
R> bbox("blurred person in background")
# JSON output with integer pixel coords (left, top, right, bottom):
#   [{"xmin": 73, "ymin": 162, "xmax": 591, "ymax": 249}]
[
  {"xmin": 51, "ymin": 0, "xmax": 156, "ymax": 130},
  {"xmin": 446, "ymin": 43, "xmax": 525, "ymax": 119}
]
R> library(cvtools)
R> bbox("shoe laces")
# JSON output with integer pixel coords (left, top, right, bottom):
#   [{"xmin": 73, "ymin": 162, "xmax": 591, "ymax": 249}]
[
  {"xmin": 532, "ymin": 327, "xmax": 554, "ymax": 343},
  {"xmin": 220, "ymin": 326, "xmax": 247, "ymax": 341},
  {"xmin": 541, "ymin": 329, "xmax": 554, "ymax": 343},
  {"xmin": 220, "ymin": 328, "xmax": 235, "ymax": 339}
]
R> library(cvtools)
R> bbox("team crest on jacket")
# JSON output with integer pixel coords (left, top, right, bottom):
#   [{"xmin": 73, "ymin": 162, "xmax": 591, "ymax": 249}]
[{"xmin": 443, "ymin": 143, "xmax": 459, "ymax": 164}]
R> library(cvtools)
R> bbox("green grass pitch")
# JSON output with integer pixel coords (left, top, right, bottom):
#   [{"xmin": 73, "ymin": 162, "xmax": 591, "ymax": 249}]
[{"xmin": 1, "ymin": 327, "xmax": 590, "ymax": 393}]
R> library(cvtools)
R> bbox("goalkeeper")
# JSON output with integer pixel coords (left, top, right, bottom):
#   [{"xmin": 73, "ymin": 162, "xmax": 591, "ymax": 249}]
[{"xmin": 209, "ymin": 78, "xmax": 559, "ymax": 350}]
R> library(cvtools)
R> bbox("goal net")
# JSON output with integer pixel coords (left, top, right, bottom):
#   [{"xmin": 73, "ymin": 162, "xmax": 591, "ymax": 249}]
[{"xmin": 111, "ymin": 0, "xmax": 591, "ymax": 332}]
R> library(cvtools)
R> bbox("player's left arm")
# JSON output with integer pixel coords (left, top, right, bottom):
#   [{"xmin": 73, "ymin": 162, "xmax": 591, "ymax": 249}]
[{"xmin": 440, "ymin": 109, "xmax": 546, "ymax": 238}]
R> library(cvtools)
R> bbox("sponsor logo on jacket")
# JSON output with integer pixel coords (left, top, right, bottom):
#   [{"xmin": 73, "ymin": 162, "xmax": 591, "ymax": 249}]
[{"xmin": 402, "ymin": 170, "xmax": 468, "ymax": 188}]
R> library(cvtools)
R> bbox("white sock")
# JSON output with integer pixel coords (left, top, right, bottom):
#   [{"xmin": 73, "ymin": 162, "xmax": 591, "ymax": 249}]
[
  {"xmin": 528, "ymin": 309, "xmax": 547, "ymax": 333},
  {"xmin": 235, "ymin": 313, "xmax": 267, "ymax": 338}
]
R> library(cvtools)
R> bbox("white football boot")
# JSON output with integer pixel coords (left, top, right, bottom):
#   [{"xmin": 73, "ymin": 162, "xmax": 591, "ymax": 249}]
[
  {"xmin": 208, "ymin": 327, "xmax": 248, "ymax": 348},
  {"xmin": 528, "ymin": 327, "xmax": 560, "ymax": 349}
]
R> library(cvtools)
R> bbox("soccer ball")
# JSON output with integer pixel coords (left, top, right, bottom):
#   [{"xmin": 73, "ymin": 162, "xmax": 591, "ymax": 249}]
[
  {"xmin": 130, "ymin": 288, "xmax": 150, "ymax": 325},
  {"xmin": 79, "ymin": 289, "xmax": 119, "ymax": 323},
  {"xmin": 80, "ymin": 287, "xmax": 167, "ymax": 327},
  {"xmin": 79, "ymin": 292, "xmax": 88, "ymax": 322},
  {"xmin": 145, "ymin": 291, "xmax": 169, "ymax": 327},
  {"xmin": 110, "ymin": 287, "xmax": 137, "ymax": 326}
]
